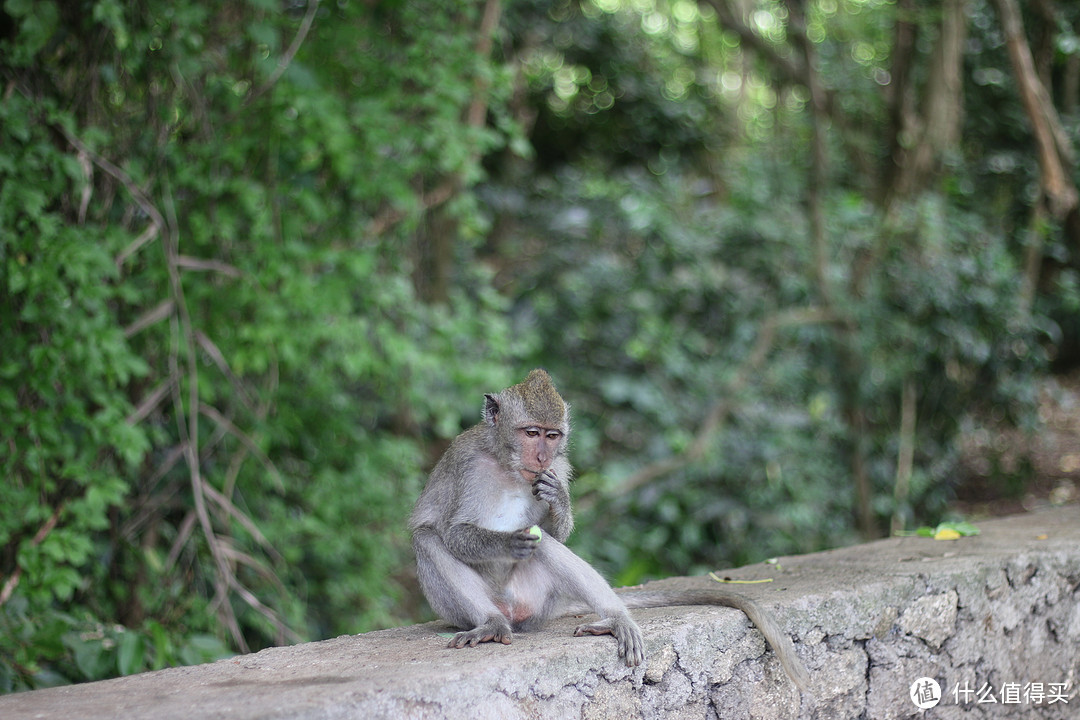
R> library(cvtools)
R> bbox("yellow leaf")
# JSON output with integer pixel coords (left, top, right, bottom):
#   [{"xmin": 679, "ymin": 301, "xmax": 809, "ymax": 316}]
[{"xmin": 934, "ymin": 528, "xmax": 961, "ymax": 541}]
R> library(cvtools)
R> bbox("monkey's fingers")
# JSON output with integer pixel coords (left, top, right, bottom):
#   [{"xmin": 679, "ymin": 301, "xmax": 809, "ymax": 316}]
[
  {"xmin": 531, "ymin": 474, "xmax": 556, "ymax": 490},
  {"xmin": 509, "ymin": 529, "xmax": 541, "ymax": 559},
  {"xmin": 574, "ymin": 616, "xmax": 645, "ymax": 667},
  {"xmin": 616, "ymin": 627, "xmax": 645, "ymax": 667},
  {"xmin": 448, "ymin": 624, "xmax": 513, "ymax": 648},
  {"xmin": 573, "ymin": 618, "xmax": 616, "ymax": 638},
  {"xmin": 531, "ymin": 469, "xmax": 560, "ymax": 485},
  {"xmin": 531, "ymin": 475, "xmax": 564, "ymax": 504}
]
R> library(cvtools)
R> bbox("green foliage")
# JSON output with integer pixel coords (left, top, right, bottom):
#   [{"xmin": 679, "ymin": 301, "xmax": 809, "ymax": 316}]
[
  {"xmin": 500, "ymin": 167, "xmax": 1042, "ymax": 581},
  {"xmin": 490, "ymin": 0, "xmax": 1051, "ymax": 581},
  {"xmin": 0, "ymin": 595, "xmax": 231, "ymax": 692},
  {"xmin": 0, "ymin": 91, "xmax": 156, "ymax": 689}
]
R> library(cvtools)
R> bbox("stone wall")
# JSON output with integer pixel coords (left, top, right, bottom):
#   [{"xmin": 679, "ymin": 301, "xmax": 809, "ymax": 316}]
[{"xmin": 1, "ymin": 506, "xmax": 1077, "ymax": 719}]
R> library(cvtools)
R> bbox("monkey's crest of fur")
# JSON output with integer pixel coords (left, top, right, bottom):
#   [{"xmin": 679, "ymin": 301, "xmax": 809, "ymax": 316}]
[
  {"xmin": 485, "ymin": 369, "xmax": 569, "ymax": 430},
  {"xmin": 515, "ymin": 369, "xmax": 568, "ymax": 426}
]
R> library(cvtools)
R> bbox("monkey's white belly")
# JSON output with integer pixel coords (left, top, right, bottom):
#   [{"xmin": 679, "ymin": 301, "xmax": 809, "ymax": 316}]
[{"xmin": 482, "ymin": 490, "xmax": 534, "ymax": 532}]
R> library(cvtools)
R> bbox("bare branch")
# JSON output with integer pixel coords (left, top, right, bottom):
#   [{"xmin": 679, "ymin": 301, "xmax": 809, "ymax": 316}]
[
  {"xmin": 124, "ymin": 298, "xmax": 175, "ymax": 338},
  {"xmin": 885, "ymin": 0, "xmax": 967, "ymax": 205},
  {"xmin": 53, "ymin": 99, "xmax": 291, "ymax": 653},
  {"xmin": 467, "ymin": 0, "xmax": 503, "ymax": 129},
  {"xmin": 200, "ymin": 404, "xmax": 285, "ymax": 491},
  {"xmin": 0, "ymin": 506, "xmax": 62, "ymax": 608},
  {"xmin": 368, "ymin": 179, "xmax": 458, "ymax": 237},
  {"xmin": 200, "ymin": 482, "xmax": 283, "ymax": 564},
  {"xmin": 165, "ymin": 511, "xmax": 198, "ymax": 571},
  {"xmin": 890, "ymin": 378, "xmax": 918, "ymax": 536},
  {"xmin": 226, "ymin": 574, "xmax": 302, "ymax": 645},
  {"xmin": 154, "ymin": 172, "xmax": 251, "ymax": 651},
  {"xmin": 116, "ymin": 223, "xmax": 161, "ymax": 268},
  {"xmin": 700, "ymin": 0, "xmax": 808, "ymax": 88},
  {"xmin": 195, "ymin": 331, "xmax": 256, "ymax": 411},
  {"xmin": 217, "ymin": 543, "xmax": 288, "ymax": 597},
  {"xmin": 76, "ymin": 150, "xmax": 92, "ymax": 225},
  {"xmin": 245, "ymin": 0, "xmax": 321, "ymax": 107},
  {"xmin": 127, "ymin": 377, "xmax": 175, "ymax": 425},
  {"xmin": 1021, "ymin": 200, "xmax": 1049, "ymax": 315},
  {"xmin": 174, "ymin": 255, "xmax": 241, "ymax": 278},
  {"xmin": 55, "ymin": 123, "xmax": 166, "ymax": 237}
]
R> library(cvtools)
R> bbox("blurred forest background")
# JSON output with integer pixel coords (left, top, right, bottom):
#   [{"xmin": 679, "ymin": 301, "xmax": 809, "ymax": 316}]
[{"xmin": 2, "ymin": 0, "xmax": 1079, "ymax": 691}]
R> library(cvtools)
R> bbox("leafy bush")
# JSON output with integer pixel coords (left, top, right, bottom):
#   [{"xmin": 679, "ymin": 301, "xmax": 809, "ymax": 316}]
[{"xmin": 1, "ymin": 0, "xmax": 520, "ymax": 689}]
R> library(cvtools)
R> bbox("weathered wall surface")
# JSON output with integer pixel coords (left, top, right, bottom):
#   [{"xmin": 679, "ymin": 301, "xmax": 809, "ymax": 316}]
[{"xmin": 1, "ymin": 506, "xmax": 1077, "ymax": 720}]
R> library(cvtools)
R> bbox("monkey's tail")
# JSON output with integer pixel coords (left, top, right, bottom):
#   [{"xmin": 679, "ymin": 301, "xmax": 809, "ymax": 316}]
[{"xmin": 613, "ymin": 587, "xmax": 812, "ymax": 693}]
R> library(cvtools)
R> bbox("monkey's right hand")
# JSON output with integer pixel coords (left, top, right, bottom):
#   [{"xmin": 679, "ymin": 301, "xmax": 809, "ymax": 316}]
[
  {"xmin": 532, "ymin": 470, "xmax": 570, "ymax": 511},
  {"xmin": 508, "ymin": 528, "xmax": 541, "ymax": 560}
]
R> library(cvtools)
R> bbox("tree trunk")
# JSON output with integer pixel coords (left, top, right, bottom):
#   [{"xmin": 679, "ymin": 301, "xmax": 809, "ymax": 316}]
[
  {"xmin": 886, "ymin": 0, "xmax": 967, "ymax": 207},
  {"xmin": 991, "ymin": 0, "xmax": 1079, "ymax": 223}
]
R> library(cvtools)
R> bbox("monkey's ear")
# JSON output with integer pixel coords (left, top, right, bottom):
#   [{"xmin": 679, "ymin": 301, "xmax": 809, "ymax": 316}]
[{"xmin": 483, "ymin": 393, "xmax": 500, "ymax": 426}]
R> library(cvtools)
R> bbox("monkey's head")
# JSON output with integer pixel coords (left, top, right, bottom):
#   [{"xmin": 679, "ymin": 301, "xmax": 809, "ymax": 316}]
[{"xmin": 483, "ymin": 369, "xmax": 570, "ymax": 478}]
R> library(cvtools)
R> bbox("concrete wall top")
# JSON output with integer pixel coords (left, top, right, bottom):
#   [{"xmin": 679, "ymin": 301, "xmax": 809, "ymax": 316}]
[{"xmin": 2, "ymin": 505, "xmax": 1077, "ymax": 719}]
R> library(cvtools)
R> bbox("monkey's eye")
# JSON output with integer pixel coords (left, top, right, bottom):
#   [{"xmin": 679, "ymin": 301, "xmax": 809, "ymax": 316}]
[
  {"xmin": 523, "ymin": 428, "xmax": 540, "ymax": 438},
  {"xmin": 546, "ymin": 431, "xmax": 562, "ymax": 441}
]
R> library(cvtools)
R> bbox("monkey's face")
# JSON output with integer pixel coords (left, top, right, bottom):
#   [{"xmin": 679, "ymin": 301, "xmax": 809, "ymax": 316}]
[{"xmin": 515, "ymin": 425, "xmax": 565, "ymax": 479}]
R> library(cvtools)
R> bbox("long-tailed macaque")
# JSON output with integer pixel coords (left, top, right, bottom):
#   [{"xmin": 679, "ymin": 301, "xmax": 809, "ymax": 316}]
[{"xmin": 410, "ymin": 369, "xmax": 810, "ymax": 692}]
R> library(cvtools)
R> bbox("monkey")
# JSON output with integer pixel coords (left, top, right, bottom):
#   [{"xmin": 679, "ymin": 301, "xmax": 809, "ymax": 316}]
[{"xmin": 409, "ymin": 369, "xmax": 810, "ymax": 692}]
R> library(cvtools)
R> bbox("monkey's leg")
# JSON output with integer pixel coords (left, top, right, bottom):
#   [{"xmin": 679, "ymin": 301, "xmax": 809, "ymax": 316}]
[
  {"xmin": 540, "ymin": 540, "xmax": 646, "ymax": 666},
  {"xmin": 412, "ymin": 528, "xmax": 513, "ymax": 647}
]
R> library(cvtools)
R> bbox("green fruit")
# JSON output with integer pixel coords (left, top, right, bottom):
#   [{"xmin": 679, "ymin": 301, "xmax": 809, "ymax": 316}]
[{"xmin": 528, "ymin": 525, "xmax": 542, "ymax": 541}]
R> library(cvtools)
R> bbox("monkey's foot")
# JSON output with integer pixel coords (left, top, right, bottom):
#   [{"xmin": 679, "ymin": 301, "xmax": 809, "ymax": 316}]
[
  {"xmin": 447, "ymin": 617, "xmax": 514, "ymax": 648},
  {"xmin": 573, "ymin": 614, "xmax": 645, "ymax": 667}
]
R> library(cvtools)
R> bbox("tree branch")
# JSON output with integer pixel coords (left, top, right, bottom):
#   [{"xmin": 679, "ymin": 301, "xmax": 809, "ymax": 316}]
[
  {"xmin": 123, "ymin": 299, "xmax": 176, "ymax": 338},
  {"xmin": 701, "ymin": 0, "xmax": 808, "ymax": 88},
  {"xmin": 992, "ymin": 0, "xmax": 1079, "ymax": 220},
  {"xmin": 890, "ymin": 378, "xmax": 918, "ymax": 536},
  {"xmin": 467, "ymin": 0, "xmax": 503, "ymax": 129},
  {"xmin": 0, "ymin": 506, "xmax": 62, "ymax": 608},
  {"xmin": 199, "ymin": 403, "xmax": 284, "ymax": 491},
  {"xmin": 174, "ymin": 255, "xmax": 241, "ymax": 278},
  {"xmin": 885, "ymin": 0, "xmax": 967, "ymax": 206},
  {"xmin": 55, "ymin": 122, "xmax": 166, "ymax": 240},
  {"xmin": 245, "ymin": 0, "xmax": 321, "ymax": 108}
]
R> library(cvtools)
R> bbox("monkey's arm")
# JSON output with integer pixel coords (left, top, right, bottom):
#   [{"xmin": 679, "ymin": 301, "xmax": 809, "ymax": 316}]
[{"xmin": 443, "ymin": 522, "xmax": 539, "ymax": 563}]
